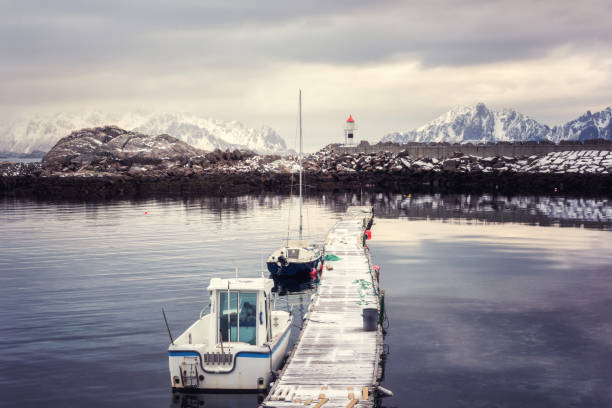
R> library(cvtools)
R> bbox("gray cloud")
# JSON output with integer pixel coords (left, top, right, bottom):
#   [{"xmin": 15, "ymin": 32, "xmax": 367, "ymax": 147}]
[
  {"xmin": 2, "ymin": 0, "xmax": 611, "ymax": 69},
  {"xmin": 0, "ymin": 0, "xmax": 611, "ymax": 151}
]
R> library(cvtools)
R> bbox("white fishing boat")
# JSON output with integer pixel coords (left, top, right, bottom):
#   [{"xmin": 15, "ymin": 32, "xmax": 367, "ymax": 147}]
[{"xmin": 168, "ymin": 277, "xmax": 292, "ymax": 392}]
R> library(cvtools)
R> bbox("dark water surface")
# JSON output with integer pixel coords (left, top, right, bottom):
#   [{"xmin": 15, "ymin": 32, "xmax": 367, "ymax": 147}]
[
  {"xmin": 371, "ymin": 220, "xmax": 612, "ymax": 408},
  {"xmin": 1, "ymin": 194, "xmax": 610, "ymax": 408}
]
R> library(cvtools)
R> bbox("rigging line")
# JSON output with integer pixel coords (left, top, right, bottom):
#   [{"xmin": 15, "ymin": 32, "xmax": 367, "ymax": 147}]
[
  {"xmin": 302, "ymin": 175, "xmax": 311, "ymax": 238},
  {"xmin": 286, "ymin": 175, "xmax": 294, "ymax": 244},
  {"xmin": 294, "ymin": 90, "xmax": 299, "ymax": 162},
  {"xmin": 286, "ymin": 93, "xmax": 300, "ymax": 245},
  {"xmin": 301, "ymin": 153, "xmax": 309, "ymax": 237},
  {"xmin": 298, "ymin": 89, "xmax": 303, "ymax": 240}
]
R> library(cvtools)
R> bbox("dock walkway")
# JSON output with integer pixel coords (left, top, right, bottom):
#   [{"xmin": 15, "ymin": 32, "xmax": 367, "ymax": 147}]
[{"xmin": 263, "ymin": 206, "xmax": 382, "ymax": 408}]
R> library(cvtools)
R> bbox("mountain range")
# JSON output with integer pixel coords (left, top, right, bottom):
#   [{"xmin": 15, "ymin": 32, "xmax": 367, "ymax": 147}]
[
  {"xmin": 0, "ymin": 111, "xmax": 291, "ymax": 155},
  {"xmin": 381, "ymin": 103, "xmax": 612, "ymax": 144}
]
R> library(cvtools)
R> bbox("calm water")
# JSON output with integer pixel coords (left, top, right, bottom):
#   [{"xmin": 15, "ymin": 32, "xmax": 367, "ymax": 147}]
[
  {"xmin": 371, "ymin": 220, "xmax": 612, "ymax": 408},
  {"xmin": 1, "ymin": 193, "xmax": 610, "ymax": 407}
]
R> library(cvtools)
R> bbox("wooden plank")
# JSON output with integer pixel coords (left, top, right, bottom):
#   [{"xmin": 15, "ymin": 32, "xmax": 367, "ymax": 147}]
[{"xmin": 313, "ymin": 398, "xmax": 329, "ymax": 408}]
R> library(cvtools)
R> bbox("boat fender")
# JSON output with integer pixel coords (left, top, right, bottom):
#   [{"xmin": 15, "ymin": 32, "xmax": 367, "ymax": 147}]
[
  {"xmin": 257, "ymin": 376, "xmax": 266, "ymax": 392},
  {"xmin": 377, "ymin": 385, "xmax": 394, "ymax": 397}
]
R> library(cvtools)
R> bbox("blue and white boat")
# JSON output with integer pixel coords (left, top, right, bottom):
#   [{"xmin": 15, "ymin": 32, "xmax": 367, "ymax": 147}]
[
  {"xmin": 266, "ymin": 240, "xmax": 321, "ymax": 276},
  {"xmin": 168, "ymin": 277, "xmax": 292, "ymax": 392},
  {"xmin": 267, "ymin": 90, "xmax": 322, "ymax": 277}
]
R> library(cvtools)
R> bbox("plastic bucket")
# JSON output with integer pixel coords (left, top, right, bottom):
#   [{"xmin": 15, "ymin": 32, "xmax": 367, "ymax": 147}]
[{"xmin": 362, "ymin": 308, "xmax": 378, "ymax": 331}]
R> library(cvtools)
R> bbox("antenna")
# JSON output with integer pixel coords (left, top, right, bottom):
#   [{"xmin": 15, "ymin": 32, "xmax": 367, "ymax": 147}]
[
  {"xmin": 162, "ymin": 308, "xmax": 174, "ymax": 345},
  {"xmin": 261, "ymin": 254, "xmax": 265, "ymax": 278}
]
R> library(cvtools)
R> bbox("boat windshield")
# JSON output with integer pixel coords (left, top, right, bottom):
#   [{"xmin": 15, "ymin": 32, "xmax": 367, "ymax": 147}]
[
  {"xmin": 219, "ymin": 291, "xmax": 257, "ymax": 345},
  {"xmin": 287, "ymin": 248, "xmax": 300, "ymax": 259}
]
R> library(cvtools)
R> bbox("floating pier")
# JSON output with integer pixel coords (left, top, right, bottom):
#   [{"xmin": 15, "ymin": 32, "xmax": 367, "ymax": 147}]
[{"xmin": 262, "ymin": 206, "xmax": 383, "ymax": 408}]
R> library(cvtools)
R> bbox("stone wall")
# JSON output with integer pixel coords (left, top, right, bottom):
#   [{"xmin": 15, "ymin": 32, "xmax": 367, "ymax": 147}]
[{"xmin": 332, "ymin": 141, "xmax": 612, "ymax": 159}]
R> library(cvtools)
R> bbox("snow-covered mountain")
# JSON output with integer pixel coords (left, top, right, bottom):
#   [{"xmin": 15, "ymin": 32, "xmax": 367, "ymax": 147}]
[
  {"xmin": 551, "ymin": 108, "xmax": 612, "ymax": 142},
  {"xmin": 0, "ymin": 111, "xmax": 291, "ymax": 155},
  {"xmin": 382, "ymin": 103, "xmax": 612, "ymax": 144}
]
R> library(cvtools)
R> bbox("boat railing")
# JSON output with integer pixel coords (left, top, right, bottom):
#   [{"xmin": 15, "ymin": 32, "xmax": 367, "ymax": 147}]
[{"xmin": 200, "ymin": 304, "xmax": 211, "ymax": 319}]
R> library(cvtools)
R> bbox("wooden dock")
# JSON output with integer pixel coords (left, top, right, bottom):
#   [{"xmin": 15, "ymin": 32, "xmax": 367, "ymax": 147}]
[{"xmin": 262, "ymin": 206, "xmax": 383, "ymax": 408}]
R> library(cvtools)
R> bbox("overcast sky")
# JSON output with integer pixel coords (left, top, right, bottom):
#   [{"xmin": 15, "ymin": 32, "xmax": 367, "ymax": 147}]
[{"xmin": 1, "ymin": 0, "xmax": 611, "ymax": 151}]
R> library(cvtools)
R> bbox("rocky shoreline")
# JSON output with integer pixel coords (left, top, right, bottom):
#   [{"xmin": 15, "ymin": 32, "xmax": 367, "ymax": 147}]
[
  {"xmin": 1, "ymin": 126, "xmax": 611, "ymax": 199},
  {"xmin": 2, "ymin": 157, "xmax": 610, "ymax": 199}
]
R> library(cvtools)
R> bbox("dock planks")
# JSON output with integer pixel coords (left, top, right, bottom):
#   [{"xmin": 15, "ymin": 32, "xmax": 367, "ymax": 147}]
[{"xmin": 263, "ymin": 206, "xmax": 382, "ymax": 408}]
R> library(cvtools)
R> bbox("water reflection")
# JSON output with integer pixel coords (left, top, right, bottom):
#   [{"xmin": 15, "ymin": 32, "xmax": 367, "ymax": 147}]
[
  {"xmin": 371, "ymin": 218, "xmax": 612, "ymax": 408},
  {"xmin": 271, "ymin": 275, "xmax": 316, "ymax": 346},
  {"xmin": 271, "ymin": 275, "xmax": 316, "ymax": 295},
  {"xmin": 170, "ymin": 393, "xmax": 261, "ymax": 408},
  {"xmin": 2, "ymin": 192, "xmax": 610, "ymax": 229},
  {"xmin": 370, "ymin": 194, "xmax": 611, "ymax": 228}
]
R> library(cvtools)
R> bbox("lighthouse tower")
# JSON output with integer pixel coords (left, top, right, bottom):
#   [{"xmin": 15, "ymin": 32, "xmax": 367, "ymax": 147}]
[{"xmin": 344, "ymin": 114, "xmax": 356, "ymax": 146}]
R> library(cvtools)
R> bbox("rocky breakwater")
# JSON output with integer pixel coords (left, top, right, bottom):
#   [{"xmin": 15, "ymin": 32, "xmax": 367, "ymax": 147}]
[
  {"xmin": 1, "ymin": 126, "xmax": 611, "ymax": 198},
  {"xmin": 300, "ymin": 149, "xmax": 612, "ymax": 195},
  {"xmin": 0, "ymin": 126, "xmax": 296, "ymax": 198}
]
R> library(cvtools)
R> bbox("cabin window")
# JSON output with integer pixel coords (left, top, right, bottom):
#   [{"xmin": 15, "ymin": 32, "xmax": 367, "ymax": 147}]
[
  {"xmin": 238, "ymin": 293, "xmax": 257, "ymax": 345},
  {"xmin": 219, "ymin": 291, "xmax": 238, "ymax": 343},
  {"xmin": 219, "ymin": 291, "xmax": 257, "ymax": 345},
  {"xmin": 287, "ymin": 248, "xmax": 300, "ymax": 259}
]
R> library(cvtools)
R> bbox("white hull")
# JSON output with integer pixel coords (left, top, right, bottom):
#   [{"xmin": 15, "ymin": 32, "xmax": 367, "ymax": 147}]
[{"xmin": 169, "ymin": 313, "xmax": 292, "ymax": 391}]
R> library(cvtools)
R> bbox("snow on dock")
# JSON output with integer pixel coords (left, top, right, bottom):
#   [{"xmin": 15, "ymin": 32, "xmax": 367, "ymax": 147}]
[{"xmin": 262, "ymin": 206, "xmax": 382, "ymax": 408}]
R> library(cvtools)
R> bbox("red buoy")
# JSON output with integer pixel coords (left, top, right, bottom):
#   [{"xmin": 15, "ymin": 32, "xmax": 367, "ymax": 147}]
[{"xmin": 365, "ymin": 230, "xmax": 372, "ymax": 240}]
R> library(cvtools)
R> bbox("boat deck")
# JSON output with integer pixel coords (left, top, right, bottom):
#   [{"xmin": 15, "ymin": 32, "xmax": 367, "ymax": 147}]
[{"xmin": 262, "ymin": 206, "xmax": 382, "ymax": 408}]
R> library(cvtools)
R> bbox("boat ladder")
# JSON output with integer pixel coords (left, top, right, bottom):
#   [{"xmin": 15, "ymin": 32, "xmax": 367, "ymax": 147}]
[{"xmin": 180, "ymin": 360, "xmax": 200, "ymax": 389}]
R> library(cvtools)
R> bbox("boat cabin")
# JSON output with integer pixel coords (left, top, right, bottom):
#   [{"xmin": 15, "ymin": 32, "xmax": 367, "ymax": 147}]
[
  {"xmin": 207, "ymin": 277, "xmax": 274, "ymax": 348},
  {"xmin": 282, "ymin": 240, "xmax": 319, "ymax": 262}
]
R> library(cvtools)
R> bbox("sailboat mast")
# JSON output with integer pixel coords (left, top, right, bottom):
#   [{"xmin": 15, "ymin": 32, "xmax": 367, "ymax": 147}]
[{"xmin": 298, "ymin": 89, "xmax": 303, "ymax": 239}]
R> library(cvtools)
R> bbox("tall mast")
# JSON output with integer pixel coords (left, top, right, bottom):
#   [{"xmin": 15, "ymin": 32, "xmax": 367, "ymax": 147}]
[{"xmin": 298, "ymin": 89, "xmax": 303, "ymax": 239}]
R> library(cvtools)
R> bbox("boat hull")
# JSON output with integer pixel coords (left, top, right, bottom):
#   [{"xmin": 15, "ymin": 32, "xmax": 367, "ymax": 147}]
[
  {"xmin": 169, "ymin": 323, "xmax": 291, "ymax": 392},
  {"xmin": 266, "ymin": 258, "xmax": 320, "ymax": 277}
]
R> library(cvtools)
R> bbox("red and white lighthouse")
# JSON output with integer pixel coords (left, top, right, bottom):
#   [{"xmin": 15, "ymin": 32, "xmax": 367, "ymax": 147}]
[{"xmin": 344, "ymin": 114, "xmax": 357, "ymax": 145}]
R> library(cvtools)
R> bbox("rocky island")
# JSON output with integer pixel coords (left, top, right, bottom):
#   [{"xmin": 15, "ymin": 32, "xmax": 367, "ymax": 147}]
[{"xmin": 1, "ymin": 126, "xmax": 611, "ymax": 198}]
